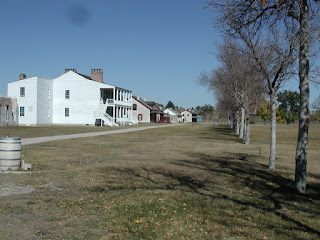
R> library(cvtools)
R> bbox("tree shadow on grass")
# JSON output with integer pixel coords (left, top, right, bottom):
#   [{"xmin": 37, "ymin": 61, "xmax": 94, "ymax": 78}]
[
  {"xmin": 88, "ymin": 152, "xmax": 320, "ymax": 238},
  {"xmin": 173, "ymin": 152, "xmax": 320, "ymax": 237},
  {"xmin": 195, "ymin": 125, "xmax": 243, "ymax": 143},
  {"xmin": 308, "ymin": 172, "xmax": 320, "ymax": 181}
]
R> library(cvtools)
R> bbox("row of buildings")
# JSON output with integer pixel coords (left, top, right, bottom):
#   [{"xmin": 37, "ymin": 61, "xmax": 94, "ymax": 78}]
[{"xmin": 0, "ymin": 69, "xmax": 202, "ymax": 126}]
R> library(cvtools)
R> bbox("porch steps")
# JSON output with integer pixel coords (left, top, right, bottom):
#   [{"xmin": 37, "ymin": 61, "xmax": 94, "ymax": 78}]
[{"xmin": 94, "ymin": 109, "xmax": 118, "ymax": 127}]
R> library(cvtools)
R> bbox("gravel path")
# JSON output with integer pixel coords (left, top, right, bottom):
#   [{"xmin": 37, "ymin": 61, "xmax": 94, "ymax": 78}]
[{"xmin": 21, "ymin": 124, "xmax": 181, "ymax": 146}]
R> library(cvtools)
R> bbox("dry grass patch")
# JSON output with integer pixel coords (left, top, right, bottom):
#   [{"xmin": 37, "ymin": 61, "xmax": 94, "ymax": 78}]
[
  {"xmin": 0, "ymin": 123, "xmax": 319, "ymax": 239},
  {"xmin": 0, "ymin": 123, "xmax": 159, "ymax": 138}
]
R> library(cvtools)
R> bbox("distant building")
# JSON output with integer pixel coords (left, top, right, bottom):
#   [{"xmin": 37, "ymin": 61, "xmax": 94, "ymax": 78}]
[
  {"xmin": 180, "ymin": 109, "xmax": 202, "ymax": 123},
  {"xmin": 192, "ymin": 112, "xmax": 203, "ymax": 123},
  {"xmin": 181, "ymin": 110, "xmax": 193, "ymax": 122},
  {"xmin": 164, "ymin": 108, "xmax": 182, "ymax": 123},
  {"xmin": 132, "ymin": 96, "xmax": 152, "ymax": 123},
  {"xmin": 146, "ymin": 101, "xmax": 169, "ymax": 123},
  {"xmin": 0, "ymin": 97, "xmax": 19, "ymax": 126},
  {"xmin": 7, "ymin": 69, "xmax": 136, "ymax": 126}
]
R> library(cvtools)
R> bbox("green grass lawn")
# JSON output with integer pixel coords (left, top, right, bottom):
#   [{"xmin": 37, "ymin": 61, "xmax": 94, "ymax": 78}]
[{"xmin": 0, "ymin": 123, "xmax": 319, "ymax": 239}]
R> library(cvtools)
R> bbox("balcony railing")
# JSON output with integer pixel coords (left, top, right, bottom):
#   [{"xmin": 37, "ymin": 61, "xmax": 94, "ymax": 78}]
[{"xmin": 100, "ymin": 98, "xmax": 132, "ymax": 107}]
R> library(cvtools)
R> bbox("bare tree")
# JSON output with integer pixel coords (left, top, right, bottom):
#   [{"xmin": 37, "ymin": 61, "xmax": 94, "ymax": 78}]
[
  {"xmin": 201, "ymin": 41, "xmax": 265, "ymax": 144},
  {"xmin": 242, "ymin": 26, "xmax": 298, "ymax": 169},
  {"xmin": 215, "ymin": 89, "xmax": 239, "ymax": 126},
  {"xmin": 205, "ymin": 0, "xmax": 320, "ymax": 193},
  {"xmin": 311, "ymin": 95, "xmax": 320, "ymax": 110}
]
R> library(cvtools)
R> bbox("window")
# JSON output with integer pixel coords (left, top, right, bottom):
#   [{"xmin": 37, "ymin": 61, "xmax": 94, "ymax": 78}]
[
  {"xmin": 138, "ymin": 114, "xmax": 143, "ymax": 121},
  {"xmin": 65, "ymin": 90, "xmax": 70, "ymax": 99},
  {"xmin": 6, "ymin": 105, "xmax": 9, "ymax": 121},
  {"xmin": 133, "ymin": 104, "xmax": 137, "ymax": 110},
  {"xmin": 20, "ymin": 106, "xmax": 25, "ymax": 116},
  {"xmin": 65, "ymin": 108, "xmax": 69, "ymax": 117},
  {"xmin": 20, "ymin": 87, "xmax": 25, "ymax": 97}
]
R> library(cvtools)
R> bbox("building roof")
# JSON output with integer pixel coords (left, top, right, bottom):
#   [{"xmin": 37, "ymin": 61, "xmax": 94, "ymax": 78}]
[
  {"xmin": 192, "ymin": 110, "xmax": 201, "ymax": 115},
  {"xmin": 145, "ymin": 101, "xmax": 165, "ymax": 113},
  {"xmin": 78, "ymin": 73, "xmax": 92, "ymax": 80},
  {"xmin": 133, "ymin": 96, "xmax": 153, "ymax": 110},
  {"xmin": 65, "ymin": 70, "xmax": 132, "ymax": 92},
  {"xmin": 165, "ymin": 108, "xmax": 182, "ymax": 116},
  {"xmin": 177, "ymin": 108, "xmax": 201, "ymax": 115}
]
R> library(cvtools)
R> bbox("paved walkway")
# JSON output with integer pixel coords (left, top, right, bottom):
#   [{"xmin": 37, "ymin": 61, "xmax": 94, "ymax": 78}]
[{"xmin": 21, "ymin": 124, "xmax": 181, "ymax": 146}]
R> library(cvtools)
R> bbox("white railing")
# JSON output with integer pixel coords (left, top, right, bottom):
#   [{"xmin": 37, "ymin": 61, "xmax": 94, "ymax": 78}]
[
  {"xmin": 100, "ymin": 98, "xmax": 132, "ymax": 107},
  {"xmin": 95, "ymin": 97, "xmax": 134, "ymax": 126},
  {"xmin": 129, "ymin": 119, "xmax": 138, "ymax": 125},
  {"xmin": 103, "ymin": 112, "xmax": 113, "ymax": 122},
  {"xmin": 94, "ymin": 111, "xmax": 118, "ymax": 127},
  {"xmin": 114, "ymin": 100, "xmax": 132, "ymax": 107},
  {"xmin": 94, "ymin": 110, "xmax": 113, "ymax": 121}
]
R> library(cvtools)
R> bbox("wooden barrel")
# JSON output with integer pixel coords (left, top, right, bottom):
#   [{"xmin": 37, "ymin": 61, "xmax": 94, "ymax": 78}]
[{"xmin": 0, "ymin": 137, "xmax": 21, "ymax": 171}]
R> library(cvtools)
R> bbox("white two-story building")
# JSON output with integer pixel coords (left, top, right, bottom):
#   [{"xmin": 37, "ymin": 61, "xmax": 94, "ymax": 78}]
[{"xmin": 7, "ymin": 69, "xmax": 136, "ymax": 126}]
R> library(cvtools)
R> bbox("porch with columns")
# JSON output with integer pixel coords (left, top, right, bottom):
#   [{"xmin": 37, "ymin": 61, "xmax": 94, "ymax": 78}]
[{"xmin": 96, "ymin": 87, "xmax": 134, "ymax": 126}]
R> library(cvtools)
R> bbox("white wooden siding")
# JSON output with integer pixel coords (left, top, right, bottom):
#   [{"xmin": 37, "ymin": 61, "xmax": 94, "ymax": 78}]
[
  {"xmin": 8, "ymin": 77, "xmax": 38, "ymax": 125},
  {"xmin": 181, "ymin": 110, "xmax": 192, "ymax": 123},
  {"xmin": 52, "ymin": 71, "xmax": 114, "ymax": 125},
  {"xmin": 37, "ymin": 77, "xmax": 53, "ymax": 124},
  {"xmin": 7, "ymin": 71, "xmax": 127, "ymax": 126}
]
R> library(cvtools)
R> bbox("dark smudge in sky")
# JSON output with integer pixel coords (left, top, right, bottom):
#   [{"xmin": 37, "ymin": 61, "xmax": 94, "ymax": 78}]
[{"xmin": 67, "ymin": 3, "xmax": 90, "ymax": 27}]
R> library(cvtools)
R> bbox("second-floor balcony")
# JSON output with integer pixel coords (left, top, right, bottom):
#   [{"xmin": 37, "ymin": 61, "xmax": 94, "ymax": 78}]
[{"xmin": 100, "ymin": 98, "xmax": 132, "ymax": 107}]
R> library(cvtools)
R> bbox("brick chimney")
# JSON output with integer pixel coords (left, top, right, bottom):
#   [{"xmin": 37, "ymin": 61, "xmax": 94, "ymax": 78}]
[
  {"xmin": 91, "ymin": 69, "xmax": 103, "ymax": 83},
  {"xmin": 65, "ymin": 69, "xmax": 77, "ymax": 73},
  {"xmin": 19, "ymin": 74, "xmax": 26, "ymax": 80}
]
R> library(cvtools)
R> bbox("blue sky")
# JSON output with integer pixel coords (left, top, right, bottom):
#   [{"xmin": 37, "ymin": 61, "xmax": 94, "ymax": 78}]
[
  {"xmin": 0, "ymin": 0, "xmax": 219, "ymax": 108},
  {"xmin": 0, "ymin": 0, "xmax": 318, "ymax": 108}
]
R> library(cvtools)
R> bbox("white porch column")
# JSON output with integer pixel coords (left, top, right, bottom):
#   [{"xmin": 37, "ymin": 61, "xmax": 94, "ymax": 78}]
[
  {"xmin": 113, "ymin": 106, "xmax": 115, "ymax": 124},
  {"xmin": 116, "ymin": 107, "xmax": 118, "ymax": 122},
  {"xmin": 130, "ymin": 107, "xmax": 132, "ymax": 121}
]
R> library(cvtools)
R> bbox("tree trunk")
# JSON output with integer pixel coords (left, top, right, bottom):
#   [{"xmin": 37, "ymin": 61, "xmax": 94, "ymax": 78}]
[
  {"xmin": 269, "ymin": 92, "xmax": 277, "ymax": 169},
  {"xmin": 245, "ymin": 109, "xmax": 250, "ymax": 144},
  {"xmin": 236, "ymin": 110, "xmax": 240, "ymax": 135},
  {"xmin": 239, "ymin": 107, "xmax": 245, "ymax": 139},
  {"xmin": 295, "ymin": 1, "xmax": 310, "ymax": 194}
]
